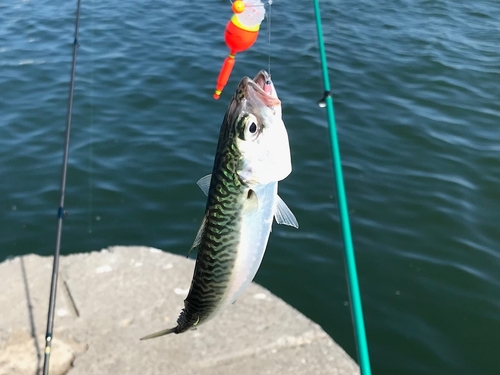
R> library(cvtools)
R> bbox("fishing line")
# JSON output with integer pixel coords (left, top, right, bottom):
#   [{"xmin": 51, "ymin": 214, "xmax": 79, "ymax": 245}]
[
  {"xmin": 87, "ymin": 4, "xmax": 95, "ymax": 234},
  {"xmin": 87, "ymin": 94, "xmax": 94, "ymax": 234},
  {"xmin": 312, "ymin": 1, "xmax": 372, "ymax": 374},
  {"xmin": 267, "ymin": 0, "xmax": 272, "ymax": 76},
  {"xmin": 42, "ymin": 0, "xmax": 82, "ymax": 374}
]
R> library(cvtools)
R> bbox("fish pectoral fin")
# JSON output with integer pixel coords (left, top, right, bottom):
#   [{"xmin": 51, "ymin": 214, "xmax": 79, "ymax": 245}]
[
  {"xmin": 243, "ymin": 189, "xmax": 259, "ymax": 214},
  {"xmin": 197, "ymin": 174, "xmax": 211, "ymax": 196},
  {"xmin": 275, "ymin": 195, "xmax": 299, "ymax": 228},
  {"xmin": 140, "ymin": 327, "xmax": 176, "ymax": 340},
  {"xmin": 187, "ymin": 212, "xmax": 208, "ymax": 258}
]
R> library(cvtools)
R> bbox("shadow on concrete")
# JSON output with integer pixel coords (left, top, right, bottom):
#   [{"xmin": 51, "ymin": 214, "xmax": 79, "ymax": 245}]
[{"xmin": 20, "ymin": 257, "xmax": 42, "ymax": 375}]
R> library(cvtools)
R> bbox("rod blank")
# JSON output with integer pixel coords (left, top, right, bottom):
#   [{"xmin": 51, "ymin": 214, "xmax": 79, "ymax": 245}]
[{"xmin": 42, "ymin": 0, "xmax": 82, "ymax": 374}]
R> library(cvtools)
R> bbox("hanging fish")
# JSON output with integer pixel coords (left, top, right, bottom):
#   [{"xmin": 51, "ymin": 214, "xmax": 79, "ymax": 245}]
[{"xmin": 141, "ymin": 70, "xmax": 298, "ymax": 340}]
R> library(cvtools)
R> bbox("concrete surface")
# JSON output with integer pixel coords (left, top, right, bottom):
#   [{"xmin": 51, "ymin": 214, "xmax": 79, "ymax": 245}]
[{"xmin": 0, "ymin": 246, "xmax": 359, "ymax": 375}]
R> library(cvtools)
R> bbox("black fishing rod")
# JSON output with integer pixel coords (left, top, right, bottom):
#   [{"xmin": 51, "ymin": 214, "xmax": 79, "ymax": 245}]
[{"xmin": 42, "ymin": 0, "xmax": 82, "ymax": 374}]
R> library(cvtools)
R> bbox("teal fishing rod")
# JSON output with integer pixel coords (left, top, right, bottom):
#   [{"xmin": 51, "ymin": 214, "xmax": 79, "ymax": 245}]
[
  {"xmin": 42, "ymin": 0, "xmax": 82, "ymax": 374},
  {"xmin": 312, "ymin": 1, "xmax": 372, "ymax": 374}
]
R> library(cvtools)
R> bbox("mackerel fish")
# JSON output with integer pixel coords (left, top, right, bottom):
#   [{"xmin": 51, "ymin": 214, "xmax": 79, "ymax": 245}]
[{"xmin": 141, "ymin": 70, "xmax": 298, "ymax": 339}]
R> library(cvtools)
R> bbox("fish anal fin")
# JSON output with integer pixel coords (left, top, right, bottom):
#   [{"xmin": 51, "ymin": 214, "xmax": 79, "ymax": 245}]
[{"xmin": 275, "ymin": 195, "xmax": 299, "ymax": 228}]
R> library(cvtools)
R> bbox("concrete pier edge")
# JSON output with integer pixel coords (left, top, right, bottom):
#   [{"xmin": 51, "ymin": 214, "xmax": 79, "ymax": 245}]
[{"xmin": 0, "ymin": 246, "xmax": 359, "ymax": 375}]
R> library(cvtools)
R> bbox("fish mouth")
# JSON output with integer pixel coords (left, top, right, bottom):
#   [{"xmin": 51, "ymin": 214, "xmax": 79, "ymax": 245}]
[{"xmin": 240, "ymin": 70, "xmax": 281, "ymax": 108}]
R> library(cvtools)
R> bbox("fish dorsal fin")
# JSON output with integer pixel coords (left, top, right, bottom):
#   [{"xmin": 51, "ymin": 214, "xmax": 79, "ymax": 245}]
[
  {"xmin": 243, "ymin": 189, "xmax": 259, "ymax": 215},
  {"xmin": 197, "ymin": 174, "xmax": 211, "ymax": 196},
  {"xmin": 187, "ymin": 212, "xmax": 208, "ymax": 258},
  {"xmin": 275, "ymin": 196, "xmax": 299, "ymax": 228}
]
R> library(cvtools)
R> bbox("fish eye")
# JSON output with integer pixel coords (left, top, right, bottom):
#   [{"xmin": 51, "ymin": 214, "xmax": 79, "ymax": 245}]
[{"xmin": 243, "ymin": 114, "xmax": 261, "ymax": 141}]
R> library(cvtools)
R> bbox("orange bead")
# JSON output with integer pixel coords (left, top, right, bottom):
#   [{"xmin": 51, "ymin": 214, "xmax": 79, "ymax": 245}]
[{"xmin": 232, "ymin": 1, "xmax": 245, "ymax": 14}]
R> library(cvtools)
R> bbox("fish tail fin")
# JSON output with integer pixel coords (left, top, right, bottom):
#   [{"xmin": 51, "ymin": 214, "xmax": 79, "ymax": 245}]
[{"xmin": 139, "ymin": 327, "xmax": 176, "ymax": 340}]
